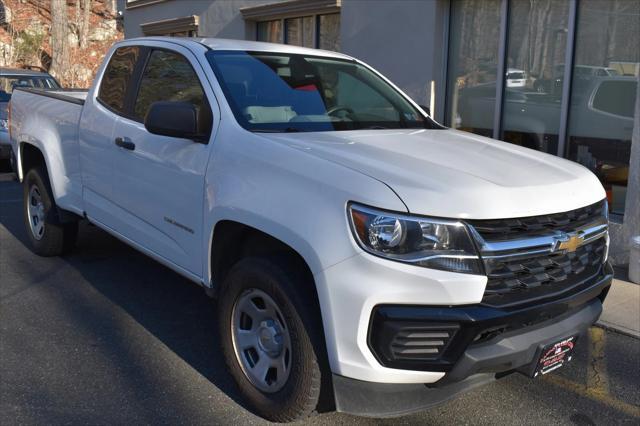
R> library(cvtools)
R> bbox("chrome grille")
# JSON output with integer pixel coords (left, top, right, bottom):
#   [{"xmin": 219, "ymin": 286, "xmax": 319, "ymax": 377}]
[
  {"xmin": 471, "ymin": 200, "xmax": 606, "ymax": 240},
  {"xmin": 466, "ymin": 200, "xmax": 608, "ymax": 307}
]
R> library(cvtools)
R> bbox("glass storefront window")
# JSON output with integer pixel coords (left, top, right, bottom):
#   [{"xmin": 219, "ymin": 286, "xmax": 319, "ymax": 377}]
[
  {"xmin": 257, "ymin": 20, "xmax": 283, "ymax": 43},
  {"xmin": 285, "ymin": 16, "xmax": 315, "ymax": 48},
  {"xmin": 568, "ymin": 0, "xmax": 639, "ymax": 215},
  {"xmin": 500, "ymin": 0, "xmax": 569, "ymax": 154},
  {"xmin": 257, "ymin": 14, "xmax": 340, "ymax": 52},
  {"xmin": 446, "ymin": 0, "xmax": 502, "ymax": 137},
  {"xmin": 318, "ymin": 13, "xmax": 340, "ymax": 51}
]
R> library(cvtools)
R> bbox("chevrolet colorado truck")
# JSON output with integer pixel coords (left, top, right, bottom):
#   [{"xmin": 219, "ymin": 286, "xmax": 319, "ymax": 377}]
[{"xmin": 9, "ymin": 38, "xmax": 612, "ymax": 422}]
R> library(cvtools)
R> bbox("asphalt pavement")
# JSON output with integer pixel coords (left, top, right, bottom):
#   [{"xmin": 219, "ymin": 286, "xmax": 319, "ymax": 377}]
[{"xmin": 1, "ymin": 174, "xmax": 639, "ymax": 425}]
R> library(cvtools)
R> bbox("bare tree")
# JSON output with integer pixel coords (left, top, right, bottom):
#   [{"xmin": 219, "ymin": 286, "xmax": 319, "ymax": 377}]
[
  {"xmin": 49, "ymin": 0, "xmax": 68, "ymax": 79},
  {"xmin": 75, "ymin": 0, "xmax": 91, "ymax": 49}
]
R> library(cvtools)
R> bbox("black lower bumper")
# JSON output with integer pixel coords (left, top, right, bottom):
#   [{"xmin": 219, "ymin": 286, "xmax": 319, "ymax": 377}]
[
  {"xmin": 368, "ymin": 265, "xmax": 612, "ymax": 372},
  {"xmin": 335, "ymin": 297, "xmax": 603, "ymax": 417},
  {"xmin": 334, "ymin": 265, "xmax": 612, "ymax": 417},
  {"xmin": 333, "ymin": 372, "xmax": 496, "ymax": 418},
  {"xmin": 440, "ymin": 296, "xmax": 602, "ymax": 385}
]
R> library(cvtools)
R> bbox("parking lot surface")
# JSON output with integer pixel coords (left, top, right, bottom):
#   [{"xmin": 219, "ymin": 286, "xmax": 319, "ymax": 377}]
[{"xmin": 1, "ymin": 176, "xmax": 639, "ymax": 425}]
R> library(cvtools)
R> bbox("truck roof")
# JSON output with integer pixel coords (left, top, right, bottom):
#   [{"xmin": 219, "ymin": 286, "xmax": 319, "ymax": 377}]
[{"xmin": 124, "ymin": 36, "xmax": 355, "ymax": 61}]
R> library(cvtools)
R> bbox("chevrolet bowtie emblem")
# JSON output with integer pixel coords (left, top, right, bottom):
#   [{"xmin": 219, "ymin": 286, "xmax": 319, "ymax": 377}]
[{"xmin": 553, "ymin": 233, "xmax": 585, "ymax": 253}]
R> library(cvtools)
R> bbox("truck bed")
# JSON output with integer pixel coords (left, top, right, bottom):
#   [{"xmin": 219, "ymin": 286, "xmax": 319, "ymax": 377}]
[{"xmin": 10, "ymin": 86, "xmax": 87, "ymax": 215}]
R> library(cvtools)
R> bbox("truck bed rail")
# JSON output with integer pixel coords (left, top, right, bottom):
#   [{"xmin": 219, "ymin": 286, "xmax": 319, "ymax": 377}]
[{"xmin": 12, "ymin": 87, "xmax": 88, "ymax": 106}]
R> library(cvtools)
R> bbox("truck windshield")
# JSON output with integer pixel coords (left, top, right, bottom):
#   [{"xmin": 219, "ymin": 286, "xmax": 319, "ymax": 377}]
[
  {"xmin": 0, "ymin": 75, "xmax": 60, "ymax": 102},
  {"xmin": 207, "ymin": 50, "xmax": 440, "ymax": 132}
]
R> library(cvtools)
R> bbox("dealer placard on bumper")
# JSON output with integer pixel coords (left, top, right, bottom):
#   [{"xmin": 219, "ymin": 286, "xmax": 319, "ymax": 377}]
[{"xmin": 534, "ymin": 336, "xmax": 577, "ymax": 377}]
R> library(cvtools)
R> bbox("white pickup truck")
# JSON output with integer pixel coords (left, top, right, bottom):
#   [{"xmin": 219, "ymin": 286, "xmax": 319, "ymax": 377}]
[{"xmin": 9, "ymin": 38, "xmax": 612, "ymax": 421}]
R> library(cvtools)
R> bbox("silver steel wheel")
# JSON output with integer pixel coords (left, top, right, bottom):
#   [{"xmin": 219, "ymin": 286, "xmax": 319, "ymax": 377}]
[
  {"xmin": 231, "ymin": 288, "xmax": 292, "ymax": 393},
  {"xmin": 27, "ymin": 185, "xmax": 45, "ymax": 240}
]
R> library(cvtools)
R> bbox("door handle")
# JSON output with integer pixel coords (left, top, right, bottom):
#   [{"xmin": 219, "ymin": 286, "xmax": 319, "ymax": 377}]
[{"xmin": 115, "ymin": 137, "xmax": 135, "ymax": 151}]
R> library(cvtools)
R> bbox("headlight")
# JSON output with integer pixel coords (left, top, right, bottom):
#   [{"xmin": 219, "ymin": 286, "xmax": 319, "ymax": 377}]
[
  {"xmin": 0, "ymin": 119, "xmax": 7, "ymax": 130},
  {"xmin": 348, "ymin": 203, "xmax": 482, "ymax": 274}
]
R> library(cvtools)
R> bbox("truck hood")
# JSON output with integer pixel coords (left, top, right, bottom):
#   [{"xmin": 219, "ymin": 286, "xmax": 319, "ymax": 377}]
[{"xmin": 260, "ymin": 128, "xmax": 605, "ymax": 219}]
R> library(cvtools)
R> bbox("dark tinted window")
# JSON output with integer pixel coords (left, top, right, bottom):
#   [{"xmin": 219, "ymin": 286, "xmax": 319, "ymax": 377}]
[
  {"xmin": 98, "ymin": 46, "xmax": 140, "ymax": 113},
  {"xmin": 133, "ymin": 49, "xmax": 209, "ymax": 129},
  {"xmin": 592, "ymin": 80, "xmax": 637, "ymax": 118}
]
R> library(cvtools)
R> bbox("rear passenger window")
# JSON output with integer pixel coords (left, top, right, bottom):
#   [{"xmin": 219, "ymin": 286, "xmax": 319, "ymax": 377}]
[
  {"xmin": 98, "ymin": 46, "xmax": 140, "ymax": 113},
  {"xmin": 133, "ymin": 49, "xmax": 209, "ymax": 125}
]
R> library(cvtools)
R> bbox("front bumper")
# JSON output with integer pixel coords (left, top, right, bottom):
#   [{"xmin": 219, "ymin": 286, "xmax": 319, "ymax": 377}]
[
  {"xmin": 368, "ymin": 265, "xmax": 611, "ymax": 374},
  {"xmin": 335, "ymin": 291, "xmax": 607, "ymax": 416},
  {"xmin": 331, "ymin": 265, "xmax": 611, "ymax": 416}
]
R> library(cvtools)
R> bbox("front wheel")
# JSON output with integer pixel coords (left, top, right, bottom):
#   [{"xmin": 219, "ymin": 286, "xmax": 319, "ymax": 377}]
[
  {"xmin": 23, "ymin": 167, "xmax": 78, "ymax": 256},
  {"xmin": 217, "ymin": 257, "xmax": 326, "ymax": 422}
]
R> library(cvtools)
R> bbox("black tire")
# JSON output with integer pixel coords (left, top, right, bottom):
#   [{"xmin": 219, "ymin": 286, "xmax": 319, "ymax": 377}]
[
  {"xmin": 23, "ymin": 166, "xmax": 78, "ymax": 256},
  {"xmin": 217, "ymin": 257, "xmax": 327, "ymax": 422}
]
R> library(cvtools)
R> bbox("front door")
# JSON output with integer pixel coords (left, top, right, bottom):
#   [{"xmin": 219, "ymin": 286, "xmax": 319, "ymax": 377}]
[{"xmin": 110, "ymin": 45, "xmax": 216, "ymax": 276}]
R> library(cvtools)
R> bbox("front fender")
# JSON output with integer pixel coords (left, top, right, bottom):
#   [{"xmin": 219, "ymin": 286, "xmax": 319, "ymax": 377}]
[{"xmin": 201, "ymin": 123, "xmax": 408, "ymax": 287}]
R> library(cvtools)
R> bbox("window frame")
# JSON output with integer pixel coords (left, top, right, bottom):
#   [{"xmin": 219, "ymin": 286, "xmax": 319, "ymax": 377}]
[
  {"xmin": 128, "ymin": 47, "xmax": 212, "ymax": 125},
  {"xmin": 140, "ymin": 15, "xmax": 199, "ymax": 37},
  {"xmin": 254, "ymin": 13, "xmax": 340, "ymax": 50},
  {"xmin": 256, "ymin": 19, "xmax": 285, "ymax": 44},
  {"xmin": 283, "ymin": 16, "xmax": 315, "ymax": 48},
  {"xmin": 96, "ymin": 45, "xmax": 148, "ymax": 118},
  {"xmin": 97, "ymin": 45, "xmax": 213, "ymax": 135}
]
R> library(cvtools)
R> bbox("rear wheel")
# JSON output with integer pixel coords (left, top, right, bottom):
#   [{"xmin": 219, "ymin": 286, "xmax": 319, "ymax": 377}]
[
  {"xmin": 23, "ymin": 166, "xmax": 78, "ymax": 256},
  {"xmin": 218, "ymin": 257, "xmax": 326, "ymax": 422}
]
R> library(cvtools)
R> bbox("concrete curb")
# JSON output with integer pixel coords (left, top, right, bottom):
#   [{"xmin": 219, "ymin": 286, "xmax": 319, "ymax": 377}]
[
  {"xmin": 597, "ymin": 278, "xmax": 640, "ymax": 339},
  {"xmin": 595, "ymin": 321, "xmax": 640, "ymax": 339}
]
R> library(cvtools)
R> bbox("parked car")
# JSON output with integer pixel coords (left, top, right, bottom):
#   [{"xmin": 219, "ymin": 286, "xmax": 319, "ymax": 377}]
[
  {"xmin": 0, "ymin": 67, "xmax": 60, "ymax": 168},
  {"xmin": 458, "ymin": 76, "xmax": 636, "ymax": 156},
  {"xmin": 533, "ymin": 64, "xmax": 621, "ymax": 94},
  {"xmin": 9, "ymin": 38, "xmax": 611, "ymax": 422},
  {"xmin": 506, "ymin": 67, "xmax": 527, "ymax": 88}
]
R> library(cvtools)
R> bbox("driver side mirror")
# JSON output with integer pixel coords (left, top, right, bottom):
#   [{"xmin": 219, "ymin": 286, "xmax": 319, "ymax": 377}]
[{"xmin": 144, "ymin": 101, "xmax": 208, "ymax": 143}]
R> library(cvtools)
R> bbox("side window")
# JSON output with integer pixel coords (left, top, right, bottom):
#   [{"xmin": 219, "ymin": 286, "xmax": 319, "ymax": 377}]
[
  {"xmin": 97, "ymin": 46, "xmax": 140, "ymax": 113},
  {"xmin": 133, "ymin": 49, "xmax": 210, "ymax": 130}
]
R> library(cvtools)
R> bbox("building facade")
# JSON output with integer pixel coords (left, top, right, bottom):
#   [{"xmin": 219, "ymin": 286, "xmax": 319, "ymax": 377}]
[{"xmin": 122, "ymin": 0, "xmax": 639, "ymax": 265}]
